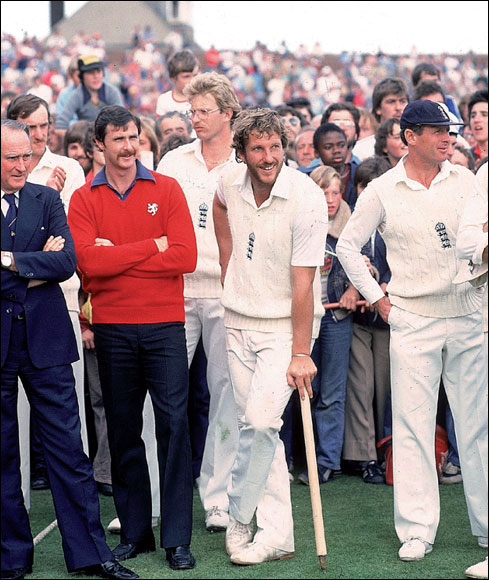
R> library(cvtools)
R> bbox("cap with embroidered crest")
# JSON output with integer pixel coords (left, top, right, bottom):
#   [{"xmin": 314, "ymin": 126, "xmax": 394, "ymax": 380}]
[
  {"xmin": 400, "ymin": 100, "xmax": 464, "ymax": 131},
  {"xmin": 438, "ymin": 103, "xmax": 463, "ymax": 135},
  {"xmin": 78, "ymin": 54, "xmax": 105, "ymax": 73}
]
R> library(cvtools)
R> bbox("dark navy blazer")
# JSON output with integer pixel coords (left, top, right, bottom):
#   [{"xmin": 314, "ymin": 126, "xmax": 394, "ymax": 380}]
[{"xmin": 1, "ymin": 181, "xmax": 79, "ymax": 368}]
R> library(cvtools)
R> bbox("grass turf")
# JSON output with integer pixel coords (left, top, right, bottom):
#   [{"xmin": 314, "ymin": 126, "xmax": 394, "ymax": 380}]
[{"xmin": 26, "ymin": 472, "xmax": 484, "ymax": 579}]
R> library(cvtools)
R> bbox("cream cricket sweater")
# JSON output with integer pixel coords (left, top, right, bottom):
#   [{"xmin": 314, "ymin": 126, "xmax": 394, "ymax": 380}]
[
  {"xmin": 157, "ymin": 140, "xmax": 235, "ymax": 299},
  {"xmin": 337, "ymin": 159, "xmax": 483, "ymax": 318},
  {"xmin": 456, "ymin": 162, "xmax": 488, "ymax": 331},
  {"xmin": 216, "ymin": 164, "xmax": 328, "ymax": 336}
]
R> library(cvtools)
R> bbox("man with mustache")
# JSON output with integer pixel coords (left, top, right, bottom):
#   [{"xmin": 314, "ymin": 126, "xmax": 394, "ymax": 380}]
[{"xmin": 68, "ymin": 105, "xmax": 198, "ymax": 571}]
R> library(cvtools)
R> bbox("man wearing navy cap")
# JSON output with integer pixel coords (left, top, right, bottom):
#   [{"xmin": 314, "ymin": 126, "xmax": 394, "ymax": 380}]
[
  {"xmin": 336, "ymin": 101, "xmax": 488, "ymax": 578},
  {"xmin": 55, "ymin": 54, "xmax": 123, "ymax": 136}
]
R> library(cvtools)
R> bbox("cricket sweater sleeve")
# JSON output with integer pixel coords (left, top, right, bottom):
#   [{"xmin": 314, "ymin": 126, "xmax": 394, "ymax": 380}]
[
  {"xmin": 456, "ymin": 169, "xmax": 488, "ymax": 265},
  {"xmin": 336, "ymin": 185, "xmax": 386, "ymax": 305}
]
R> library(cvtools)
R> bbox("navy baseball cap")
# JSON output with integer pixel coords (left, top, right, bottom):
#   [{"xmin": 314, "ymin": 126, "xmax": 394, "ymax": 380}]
[{"xmin": 400, "ymin": 100, "xmax": 464, "ymax": 131}]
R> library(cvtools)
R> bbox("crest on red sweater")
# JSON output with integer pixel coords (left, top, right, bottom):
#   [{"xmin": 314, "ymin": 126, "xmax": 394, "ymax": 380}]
[{"xmin": 147, "ymin": 203, "xmax": 159, "ymax": 216}]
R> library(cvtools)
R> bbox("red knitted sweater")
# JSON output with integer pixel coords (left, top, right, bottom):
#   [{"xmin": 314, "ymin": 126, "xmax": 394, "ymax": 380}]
[{"xmin": 68, "ymin": 172, "xmax": 197, "ymax": 324}]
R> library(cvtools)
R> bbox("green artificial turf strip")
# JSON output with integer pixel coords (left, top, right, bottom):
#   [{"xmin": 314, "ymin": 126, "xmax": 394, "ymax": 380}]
[{"xmin": 26, "ymin": 473, "xmax": 484, "ymax": 579}]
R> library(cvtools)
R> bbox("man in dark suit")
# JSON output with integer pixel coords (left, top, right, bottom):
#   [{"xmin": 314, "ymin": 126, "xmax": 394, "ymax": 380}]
[{"xmin": 0, "ymin": 119, "xmax": 138, "ymax": 580}]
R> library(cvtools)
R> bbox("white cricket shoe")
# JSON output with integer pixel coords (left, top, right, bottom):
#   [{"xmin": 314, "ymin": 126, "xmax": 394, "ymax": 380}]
[
  {"xmin": 205, "ymin": 506, "xmax": 229, "ymax": 532},
  {"xmin": 398, "ymin": 538, "xmax": 433, "ymax": 561},
  {"xmin": 465, "ymin": 557, "xmax": 488, "ymax": 579},
  {"xmin": 225, "ymin": 517, "xmax": 254, "ymax": 556},
  {"xmin": 230, "ymin": 541, "xmax": 294, "ymax": 565}
]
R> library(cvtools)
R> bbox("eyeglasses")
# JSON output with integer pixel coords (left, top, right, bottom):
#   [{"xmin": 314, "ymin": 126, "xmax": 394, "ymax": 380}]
[
  {"xmin": 331, "ymin": 119, "xmax": 355, "ymax": 127},
  {"xmin": 186, "ymin": 108, "xmax": 220, "ymax": 119},
  {"xmin": 282, "ymin": 116, "xmax": 300, "ymax": 127}
]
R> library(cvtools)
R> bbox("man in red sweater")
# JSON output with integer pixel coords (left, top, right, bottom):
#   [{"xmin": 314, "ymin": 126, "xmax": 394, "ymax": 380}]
[{"xmin": 68, "ymin": 105, "xmax": 198, "ymax": 571}]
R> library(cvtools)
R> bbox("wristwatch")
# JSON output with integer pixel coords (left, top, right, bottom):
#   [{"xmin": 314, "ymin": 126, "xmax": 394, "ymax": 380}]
[{"xmin": 1, "ymin": 252, "xmax": 12, "ymax": 268}]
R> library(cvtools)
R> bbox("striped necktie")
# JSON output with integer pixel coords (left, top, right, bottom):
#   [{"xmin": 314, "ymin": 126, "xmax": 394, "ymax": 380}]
[{"xmin": 5, "ymin": 194, "xmax": 17, "ymax": 236}]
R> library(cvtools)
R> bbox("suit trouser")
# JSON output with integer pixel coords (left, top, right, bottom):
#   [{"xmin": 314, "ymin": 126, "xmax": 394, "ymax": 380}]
[
  {"xmin": 343, "ymin": 323, "xmax": 391, "ymax": 461},
  {"xmin": 187, "ymin": 339, "xmax": 210, "ymax": 480},
  {"xmin": 30, "ymin": 311, "xmax": 88, "ymax": 482},
  {"xmin": 94, "ymin": 322, "xmax": 193, "ymax": 548},
  {"xmin": 226, "ymin": 328, "xmax": 295, "ymax": 553},
  {"xmin": 1, "ymin": 318, "xmax": 112, "ymax": 572},
  {"xmin": 140, "ymin": 341, "xmax": 210, "ymax": 522},
  {"xmin": 185, "ymin": 298, "xmax": 238, "ymax": 512},
  {"xmin": 99, "ymin": 373, "xmax": 159, "ymax": 519},
  {"xmin": 389, "ymin": 306, "xmax": 488, "ymax": 544}
]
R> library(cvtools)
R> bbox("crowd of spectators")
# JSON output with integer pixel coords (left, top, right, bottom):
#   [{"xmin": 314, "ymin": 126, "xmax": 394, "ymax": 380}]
[
  {"xmin": 2, "ymin": 28, "xmax": 488, "ymax": 121},
  {"xmin": 1, "ymin": 22, "xmax": 488, "ymax": 579}
]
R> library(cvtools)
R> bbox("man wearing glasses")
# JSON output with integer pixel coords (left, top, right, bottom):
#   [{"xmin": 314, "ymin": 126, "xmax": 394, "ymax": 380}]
[
  {"xmin": 321, "ymin": 102, "xmax": 362, "ymax": 165},
  {"xmin": 157, "ymin": 72, "xmax": 241, "ymax": 534},
  {"xmin": 274, "ymin": 105, "xmax": 306, "ymax": 166}
]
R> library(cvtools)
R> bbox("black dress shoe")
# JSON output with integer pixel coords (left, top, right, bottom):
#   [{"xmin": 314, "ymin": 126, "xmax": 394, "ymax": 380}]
[
  {"xmin": 96, "ymin": 482, "xmax": 113, "ymax": 496},
  {"xmin": 0, "ymin": 567, "xmax": 31, "ymax": 580},
  {"xmin": 85, "ymin": 560, "xmax": 139, "ymax": 579},
  {"xmin": 165, "ymin": 545, "xmax": 196, "ymax": 570},
  {"xmin": 113, "ymin": 541, "xmax": 155, "ymax": 562}
]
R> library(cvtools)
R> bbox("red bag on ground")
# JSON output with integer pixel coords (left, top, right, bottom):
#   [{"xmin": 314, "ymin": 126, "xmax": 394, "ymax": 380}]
[{"xmin": 377, "ymin": 425, "xmax": 449, "ymax": 485}]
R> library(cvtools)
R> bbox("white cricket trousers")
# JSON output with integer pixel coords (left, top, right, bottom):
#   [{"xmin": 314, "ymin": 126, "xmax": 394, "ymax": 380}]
[
  {"xmin": 226, "ymin": 328, "xmax": 295, "ymax": 553},
  {"xmin": 185, "ymin": 298, "xmax": 238, "ymax": 512},
  {"xmin": 389, "ymin": 306, "xmax": 488, "ymax": 544}
]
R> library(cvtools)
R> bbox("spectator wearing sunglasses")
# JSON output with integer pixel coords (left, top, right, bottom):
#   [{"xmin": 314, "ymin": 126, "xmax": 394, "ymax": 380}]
[
  {"xmin": 275, "ymin": 105, "xmax": 306, "ymax": 166},
  {"xmin": 286, "ymin": 96, "xmax": 314, "ymax": 125},
  {"xmin": 321, "ymin": 102, "xmax": 362, "ymax": 165}
]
